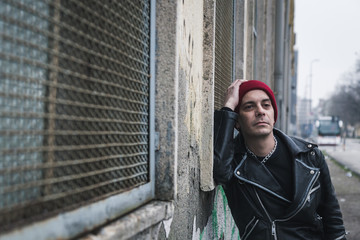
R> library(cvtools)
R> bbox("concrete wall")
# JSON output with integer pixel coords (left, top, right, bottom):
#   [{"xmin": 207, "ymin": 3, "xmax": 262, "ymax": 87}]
[
  {"xmin": 158, "ymin": 0, "xmax": 216, "ymax": 238},
  {"xmin": 82, "ymin": 0, "xmax": 296, "ymax": 239}
]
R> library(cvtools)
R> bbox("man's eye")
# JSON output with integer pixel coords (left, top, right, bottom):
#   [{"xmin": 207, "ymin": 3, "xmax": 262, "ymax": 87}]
[{"xmin": 244, "ymin": 105, "xmax": 253, "ymax": 110}]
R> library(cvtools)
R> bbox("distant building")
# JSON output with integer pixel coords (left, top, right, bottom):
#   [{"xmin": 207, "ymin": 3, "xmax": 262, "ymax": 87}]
[{"xmin": 297, "ymin": 98, "xmax": 314, "ymax": 138}]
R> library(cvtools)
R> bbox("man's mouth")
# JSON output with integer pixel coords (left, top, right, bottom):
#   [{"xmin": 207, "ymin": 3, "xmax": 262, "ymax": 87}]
[{"xmin": 254, "ymin": 121, "xmax": 269, "ymax": 126}]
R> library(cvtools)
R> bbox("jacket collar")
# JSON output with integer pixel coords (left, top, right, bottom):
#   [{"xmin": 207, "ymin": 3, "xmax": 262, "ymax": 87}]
[
  {"xmin": 273, "ymin": 128, "xmax": 317, "ymax": 157},
  {"xmin": 234, "ymin": 128, "xmax": 315, "ymax": 158}
]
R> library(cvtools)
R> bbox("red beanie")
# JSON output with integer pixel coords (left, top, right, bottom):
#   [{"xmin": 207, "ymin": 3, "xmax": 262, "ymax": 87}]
[{"xmin": 235, "ymin": 80, "xmax": 278, "ymax": 122}]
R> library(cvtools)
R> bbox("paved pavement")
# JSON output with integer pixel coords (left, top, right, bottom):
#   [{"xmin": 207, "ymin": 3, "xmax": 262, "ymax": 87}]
[
  {"xmin": 322, "ymin": 138, "xmax": 360, "ymax": 177},
  {"xmin": 319, "ymin": 138, "xmax": 360, "ymax": 240}
]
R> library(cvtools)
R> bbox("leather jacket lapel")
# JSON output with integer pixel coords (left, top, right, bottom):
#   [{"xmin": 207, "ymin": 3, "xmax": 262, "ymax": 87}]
[{"xmin": 282, "ymin": 158, "xmax": 320, "ymax": 218}]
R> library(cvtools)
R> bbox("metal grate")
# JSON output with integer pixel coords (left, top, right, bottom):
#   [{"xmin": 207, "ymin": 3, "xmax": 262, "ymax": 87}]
[
  {"xmin": 0, "ymin": 0, "xmax": 151, "ymax": 232},
  {"xmin": 214, "ymin": 0, "xmax": 234, "ymax": 110}
]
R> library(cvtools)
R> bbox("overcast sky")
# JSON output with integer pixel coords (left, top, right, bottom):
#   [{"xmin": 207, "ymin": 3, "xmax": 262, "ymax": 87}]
[{"xmin": 294, "ymin": 0, "xmax": 360, "ymax": 107}]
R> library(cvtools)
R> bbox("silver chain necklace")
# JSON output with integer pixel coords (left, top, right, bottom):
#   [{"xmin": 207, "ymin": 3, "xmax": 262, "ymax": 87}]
[{"xmin": 246, "ymin": 136, "xmax": 277, "ymax": 164}]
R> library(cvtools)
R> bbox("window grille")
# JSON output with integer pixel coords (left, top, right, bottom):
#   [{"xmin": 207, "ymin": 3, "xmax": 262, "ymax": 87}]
[
  {"xmin": 0, "ymin": 0, "xmax": 153, "ymax": 233},
  {"xmin": 214, "ymin": 0, "xmax": 234, "ymax": 110}
]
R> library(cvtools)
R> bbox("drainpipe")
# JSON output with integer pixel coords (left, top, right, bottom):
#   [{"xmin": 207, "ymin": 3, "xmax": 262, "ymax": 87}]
[{"xmin": 274, "ymin": 0, "xmax": 284, "ymax": 130}]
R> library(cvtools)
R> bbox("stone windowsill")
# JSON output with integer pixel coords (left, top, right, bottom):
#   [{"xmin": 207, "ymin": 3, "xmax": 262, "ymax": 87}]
[{"xmin": 81, "ymin": 200, "xmax": 174, "ymax": 240}]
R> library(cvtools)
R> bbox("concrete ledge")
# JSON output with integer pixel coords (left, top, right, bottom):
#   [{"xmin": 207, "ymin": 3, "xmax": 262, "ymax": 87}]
[{"xmin": 81, "ymin": 201, "xmax": 174, "ymax": 240}]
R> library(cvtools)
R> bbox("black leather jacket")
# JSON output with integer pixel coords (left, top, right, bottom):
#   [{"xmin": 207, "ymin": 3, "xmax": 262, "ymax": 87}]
[{"xmin": 214, "ymin": 110, "xmax": 347, "ymax": 240}]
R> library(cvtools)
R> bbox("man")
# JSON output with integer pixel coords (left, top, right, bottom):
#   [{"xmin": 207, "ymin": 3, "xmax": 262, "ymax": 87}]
[{"xmin": 213, "ymin": 79, "xmax": 347, "ymax": 240}]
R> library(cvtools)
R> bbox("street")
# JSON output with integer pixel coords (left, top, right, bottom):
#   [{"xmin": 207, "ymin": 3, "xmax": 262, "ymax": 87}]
[{"xmin": 320, "ymin": 138, "xmax": 360, "ymax": 240}]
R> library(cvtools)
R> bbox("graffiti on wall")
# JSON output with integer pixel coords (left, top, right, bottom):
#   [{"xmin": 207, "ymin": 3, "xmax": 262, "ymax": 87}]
[{"xmin": 192, "ymin": 186, "xmax": 239, "ymax": 240}]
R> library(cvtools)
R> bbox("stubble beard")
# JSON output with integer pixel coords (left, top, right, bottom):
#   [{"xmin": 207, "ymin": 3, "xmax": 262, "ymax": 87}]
[{"xmin": 242, "ymin": 125, "xmax": 273, "ymax": 140}]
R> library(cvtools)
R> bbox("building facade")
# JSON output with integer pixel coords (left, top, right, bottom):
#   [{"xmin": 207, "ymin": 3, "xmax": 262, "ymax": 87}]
[{"xmin": 0, "ymin": 0, "xmax": 296, "ymax": 239}]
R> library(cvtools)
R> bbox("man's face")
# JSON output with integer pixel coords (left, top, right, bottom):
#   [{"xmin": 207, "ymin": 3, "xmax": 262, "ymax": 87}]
[{"xmin": 237, "ymin": 89, "xmax": 275, "ymax": 138}]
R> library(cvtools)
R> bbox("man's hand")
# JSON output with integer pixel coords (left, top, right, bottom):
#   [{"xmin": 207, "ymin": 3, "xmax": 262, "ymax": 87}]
[{"xmin": 224, "ymin": 79, "xmax": 248, "ymax": 111}]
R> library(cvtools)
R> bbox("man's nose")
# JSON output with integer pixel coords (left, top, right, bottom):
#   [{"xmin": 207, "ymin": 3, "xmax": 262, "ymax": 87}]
[{"xmin": 255, "ymin": 106, "xmax": 266, "ymax": 117}]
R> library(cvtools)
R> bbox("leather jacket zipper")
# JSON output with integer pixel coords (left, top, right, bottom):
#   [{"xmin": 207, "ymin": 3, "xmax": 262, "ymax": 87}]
[
  {"xmin": 242, "ymin": 217, "xmax": 260, "ymax": 240},
  {"xmin": 334, "ymin": 232, "xmax": 348, "ymax": 240},
  {"xmin": 307, "ymin": 184, "xmax": 320, "ymax": 202},
  {"xmin": 271, "ymin": 221, "xmax": 277, "ymax": 240},
  {"xmin": 255, "ymin": 189, "xmax": 277, "ymax": 239},
  {"xmin": 255, "ymin": 189, "xmax": 272, "ymax": 222}
]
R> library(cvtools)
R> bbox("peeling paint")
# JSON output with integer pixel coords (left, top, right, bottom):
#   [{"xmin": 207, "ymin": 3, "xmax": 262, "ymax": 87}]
[
  {"xmin": 163, "ymin": 217, "xmax": 173, "ymax": 239},
  {"xmin": 178, "ymin": 0, "xmax": 204, "ymax": 144}
]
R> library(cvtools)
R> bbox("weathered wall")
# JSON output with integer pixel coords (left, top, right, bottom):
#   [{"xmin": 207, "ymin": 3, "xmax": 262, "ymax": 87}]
[
  {"xmin": 153, "ymin": 0, "xmax": 295, "ymax": 239},
  {"xmin": 154, "ymin": 0, "xmax": 178, "ymax": 202},
  {"xmin": 159, "ymin": 0, "xmax": 217, "ymax": 238},
  {"xmin": 152, "ymin": 0, "xmax": 239, "ymax": 239},
  {"xmin": 83, "ymin": 0, "xmax": 296, "ymax": 239}
]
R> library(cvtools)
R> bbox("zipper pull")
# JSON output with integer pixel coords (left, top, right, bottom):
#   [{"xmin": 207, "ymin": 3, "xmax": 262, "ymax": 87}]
[
  {"xmin": 272, "ymin": 221, "xmax": 276, "ymax": 235},
  {"xmin": 272, "ymin": 221, "xmax": 278, "ymax": 240}
]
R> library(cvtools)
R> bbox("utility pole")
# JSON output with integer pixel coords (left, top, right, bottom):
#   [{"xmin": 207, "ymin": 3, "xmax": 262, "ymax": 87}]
[{"xmin": 309, "ymin": 59, "xmax": 319, "ymax": 109}]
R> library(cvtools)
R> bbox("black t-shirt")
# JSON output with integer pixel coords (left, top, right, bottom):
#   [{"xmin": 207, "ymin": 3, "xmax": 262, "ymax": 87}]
[{"xmin": 259, "ymin": 135, "xmax": 294, "ymax": 201}]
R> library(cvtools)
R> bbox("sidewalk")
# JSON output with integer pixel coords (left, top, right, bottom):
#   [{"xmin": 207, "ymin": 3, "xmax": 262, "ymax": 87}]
[
  {"xmin": 324, "ymin": 151, "xmax": 360, "ymax": 240},
  {"xmin": 324, "ymin": 138, "xmax": 360, "ymax": 178}
]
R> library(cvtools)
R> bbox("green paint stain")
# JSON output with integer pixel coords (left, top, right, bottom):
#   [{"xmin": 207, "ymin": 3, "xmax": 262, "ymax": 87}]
[
  {"xmin": 200, "ymin": 229, "xmax": 204, "ymax": 240},
  {"xmin": 219, "ymin": 186, "xmax": 228, "ymax": 235},
  {"xmin": 211, "ymin": 186, "xmax": 239, "ymax": 239},
  {"xmin": 231, "ymin": 226, "xmax": 235, "ymax": 239},
  {"xmin": 212, "ymin": 187, "xmax": 219, "ymax": 238}
]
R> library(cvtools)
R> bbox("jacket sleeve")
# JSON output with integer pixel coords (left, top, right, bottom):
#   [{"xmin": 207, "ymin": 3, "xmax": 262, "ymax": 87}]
[
  {"xmin": 213, "ymin": 109, "xmax": 238, "ymax": 186},
  {"xmin": 316, "ymin": 148, "xmax": 347, "ymax": 239}
]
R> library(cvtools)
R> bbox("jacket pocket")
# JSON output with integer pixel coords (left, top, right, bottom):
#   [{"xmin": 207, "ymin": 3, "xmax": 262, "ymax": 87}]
[{"xmin": 241, "ymin": 216, "xmax": 259, "ymax": 240}]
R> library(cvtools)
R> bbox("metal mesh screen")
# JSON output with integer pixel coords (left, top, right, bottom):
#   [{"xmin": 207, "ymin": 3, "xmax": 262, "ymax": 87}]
[
  {"xmin": 214, "ymin": 0, "xmax": 234, "ymax": 110},
  {"xmin": 0, "ymin": 0, "xmax": 151, "ymax": 232}
]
